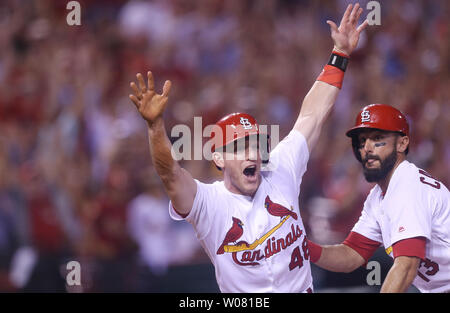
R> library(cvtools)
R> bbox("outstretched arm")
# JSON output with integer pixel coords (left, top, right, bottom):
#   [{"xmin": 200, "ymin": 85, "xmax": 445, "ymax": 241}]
[
  {"xmin": 308, "ymin": 231, "xmax": 380, "ymax": 273},
  {"xmin": 309, "ymin": 241, "xmax": 366, "ymax": 273},
  {"xmin": 294, "ymin": 3, "xmax": 368, "ymax": 150},
  {"xmin": 129, "ymin": 72, "xmax": 196, "ymax": 216}
]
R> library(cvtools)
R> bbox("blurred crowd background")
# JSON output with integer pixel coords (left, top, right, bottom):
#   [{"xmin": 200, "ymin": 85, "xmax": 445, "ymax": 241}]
[{"xmin": 0, "ymin": 0, "xmax": 448, "ymax": 292}]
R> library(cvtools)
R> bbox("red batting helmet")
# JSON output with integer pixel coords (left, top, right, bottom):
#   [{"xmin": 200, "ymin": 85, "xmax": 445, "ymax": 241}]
[
  {"xmin": 210, "ymin": 112, "xmax": 268, "ymax": 153},
  {"xmin": 346, "ymin": 104, "xmax": 410, "ymax": 162},
  {"xmin": 346, "ymin": 103, "xmax": 409, "ymax": 138}
]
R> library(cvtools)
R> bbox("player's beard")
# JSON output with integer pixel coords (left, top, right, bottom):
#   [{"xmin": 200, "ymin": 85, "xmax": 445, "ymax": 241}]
[{"xmin": 362, "ymin": 148, "xmax": 397, "ymax": 183}]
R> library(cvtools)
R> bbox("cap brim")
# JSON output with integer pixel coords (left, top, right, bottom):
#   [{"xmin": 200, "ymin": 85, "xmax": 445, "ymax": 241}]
[
  {"xmin": 346, "ymin": 126, "xmax": 364, "ymax": 137},
  {"xmin": 346, "ymin": 125, "xmax": 407, "ymax": 138},
  {"xmin": 216, "ymin": 133, "xmax": 270, "ymax": 152}
]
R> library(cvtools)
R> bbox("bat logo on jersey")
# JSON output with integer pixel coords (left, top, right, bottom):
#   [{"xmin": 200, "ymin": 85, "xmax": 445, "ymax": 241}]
[
  {"xmin": 361, "ymin": 109, "xmax": 371, "ymax": 122},
  {"xmin": 216, "ymin": 196, "xmax": 305, "ymax": 267}
]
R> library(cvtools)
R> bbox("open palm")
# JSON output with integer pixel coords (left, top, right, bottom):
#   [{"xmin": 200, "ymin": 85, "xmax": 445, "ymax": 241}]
[
  {"xmin": 327, "ymin": 3, "xmax": 369, "ymax": 55},
  {"xmin": 129, "ymin": 71, "xmax": 172, "ymax": 126}
]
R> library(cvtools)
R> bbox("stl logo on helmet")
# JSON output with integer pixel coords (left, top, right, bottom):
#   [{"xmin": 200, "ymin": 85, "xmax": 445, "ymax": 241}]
[
  {"xmin": 240, "ymin": 117, "xmax": 253, "ymax": 130},
  {"xmin": 361, "ymin": 109, "xmax": 371, "ymax": 123}
]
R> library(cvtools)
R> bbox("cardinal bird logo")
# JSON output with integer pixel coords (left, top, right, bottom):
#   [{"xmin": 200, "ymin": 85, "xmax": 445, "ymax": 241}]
[
  {"xmin": 264, "ymin": 195, "xmax": 297, "ymax": 220},
  {"xmin": 217, "ymin": 217, "xmax": 244, "ymax": 255}
]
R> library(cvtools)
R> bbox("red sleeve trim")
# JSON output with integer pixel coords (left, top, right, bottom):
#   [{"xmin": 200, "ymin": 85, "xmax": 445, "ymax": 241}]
[
  {"xmin": 173, "ymin": 205, "xmax": 188, "ymax": 218},
  {"xmin": 342, "ymin": 231, "xmax": 381, "ymax": 263},
  {"xmin": 307, "ymin": 239, "xmax": 323, "ymax": 263},
  {"xmin": 392, "ymin": 237, "xmax": 426, "ymax": 259}
]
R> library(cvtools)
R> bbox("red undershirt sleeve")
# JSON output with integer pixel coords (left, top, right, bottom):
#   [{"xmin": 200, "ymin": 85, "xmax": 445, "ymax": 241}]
[
  {"xmin": 392, "ymin": 237, "xmax": 426, "ymax": 259},
  {"xmin": 342, "ymin": 231, "xmax": 382, "ymax": 263}
]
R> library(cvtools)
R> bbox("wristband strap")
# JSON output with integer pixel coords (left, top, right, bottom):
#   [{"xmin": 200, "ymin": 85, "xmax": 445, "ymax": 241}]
[{"xmin": 328, "ymin": 51, "xmax": 349, "ymax": 72}]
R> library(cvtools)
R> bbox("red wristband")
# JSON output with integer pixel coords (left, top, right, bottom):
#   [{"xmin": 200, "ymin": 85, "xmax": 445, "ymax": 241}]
[
  {"xmin": 317, "ymin": 65, "xmax": 345, "ymax": 89},
  {"xmin": 307, "ymin": 239, "xmax": 323, "ymax": 263},
  {"xmin": 316, "ymin": 50, "xmax": 349, "ymax": 89}
]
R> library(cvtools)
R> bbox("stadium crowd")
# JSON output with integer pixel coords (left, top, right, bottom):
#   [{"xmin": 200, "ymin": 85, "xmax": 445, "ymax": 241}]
[{"xmin": 0, "ymin": 0, "xmax": 448, "ymax": 292}]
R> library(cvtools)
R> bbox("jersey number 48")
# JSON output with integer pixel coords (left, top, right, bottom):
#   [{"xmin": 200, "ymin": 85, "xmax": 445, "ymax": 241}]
[{"xmin": 289, "ymin": 237, "xmax": 309, "ymax": 271}]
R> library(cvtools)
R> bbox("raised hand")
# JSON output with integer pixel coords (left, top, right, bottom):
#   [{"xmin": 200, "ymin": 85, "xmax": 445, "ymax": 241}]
[
  {"xmin": 327, "ymin": 3, "xmax": 369, "ymax": 56},
  {"xmin": 129, "ymin": 71, "xmax": 172, "ymax": 127}
]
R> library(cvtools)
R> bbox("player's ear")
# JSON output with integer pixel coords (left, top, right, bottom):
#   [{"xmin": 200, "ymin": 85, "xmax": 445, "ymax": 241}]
[
  {"xmin": 396, "ymin": 135, "xmax": 409, "ymax": 153},
  {"xmin": 212, "ymin": 151, "xmax": 224, "ymax": 169}
]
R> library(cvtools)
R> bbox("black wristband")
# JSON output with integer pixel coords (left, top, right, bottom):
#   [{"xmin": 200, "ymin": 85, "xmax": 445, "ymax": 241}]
[{"xmin": 328, "ymin": 52, "xmax": 349, "ymax": 72}]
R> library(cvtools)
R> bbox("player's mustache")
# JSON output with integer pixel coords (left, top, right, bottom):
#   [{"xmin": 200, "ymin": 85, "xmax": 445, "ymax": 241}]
[{"xmin": 362, "ymin": 154, "xmax": 381, "ymax": 165}]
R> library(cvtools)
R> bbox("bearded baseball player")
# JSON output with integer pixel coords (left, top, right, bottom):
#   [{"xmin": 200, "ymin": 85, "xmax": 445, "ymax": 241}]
[
  {"xmin": 129, "ymin": 4, "xmax": 368, "ymax": 292},
  {"xmin": 307, "ymin": 104, "xmax": 450, "ymax": 293}
]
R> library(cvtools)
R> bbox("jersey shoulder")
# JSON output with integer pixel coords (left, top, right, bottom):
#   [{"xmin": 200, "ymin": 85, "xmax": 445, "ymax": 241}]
[
  {"xmin": 399, "ymin": 161, "xmax": 448, "ymax": 193},
  {"xmin": 196, "ymin": 179, "xmax": 225, "ymax": 191},
  {"xmin": 387, "ymin": 161, "xmax": 449, "ymax": 205}
]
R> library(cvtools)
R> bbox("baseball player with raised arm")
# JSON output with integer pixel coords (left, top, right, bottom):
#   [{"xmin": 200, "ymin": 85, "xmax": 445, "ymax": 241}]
[
  {"xmin": 128, "ymin": 4, "xmax": 368, "ymax": 292},
  {"xmin": 307, "ymin": 103, "xmax": 450, "ymax": 293}
]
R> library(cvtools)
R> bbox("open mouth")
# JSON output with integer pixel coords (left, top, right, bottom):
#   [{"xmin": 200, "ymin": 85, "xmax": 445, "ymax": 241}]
[
  {"xmin": 243, "ymin": 165, "xmax": 257, "ymax": 177},
  {"xmin": 365, "ymin": 158, "xmax": 379, "ymax": 166}
]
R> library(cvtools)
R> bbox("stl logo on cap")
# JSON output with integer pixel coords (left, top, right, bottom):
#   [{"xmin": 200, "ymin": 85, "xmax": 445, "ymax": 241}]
[
  {"xmin": 240, "ymin": 117, "xmax": 253, "ymax": 130},
  {"xmin": 361, "ymin": 109, "xmax": 371, "ymax": 122}
]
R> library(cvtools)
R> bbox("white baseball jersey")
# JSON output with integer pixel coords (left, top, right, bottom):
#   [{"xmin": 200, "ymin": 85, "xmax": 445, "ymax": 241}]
[
  {"xmin": 170, "ymin": 129, "xmax": 313, "ymax": 292},
  {"xmin": 352, "ymin": 160, "xmax": 450, "ymax": 293}
]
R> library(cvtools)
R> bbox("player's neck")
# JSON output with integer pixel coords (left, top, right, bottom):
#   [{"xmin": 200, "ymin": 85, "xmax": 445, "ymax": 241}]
[{"xmin": 223, "ymin": 176, "xmax": 259, "ymax": 198}]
